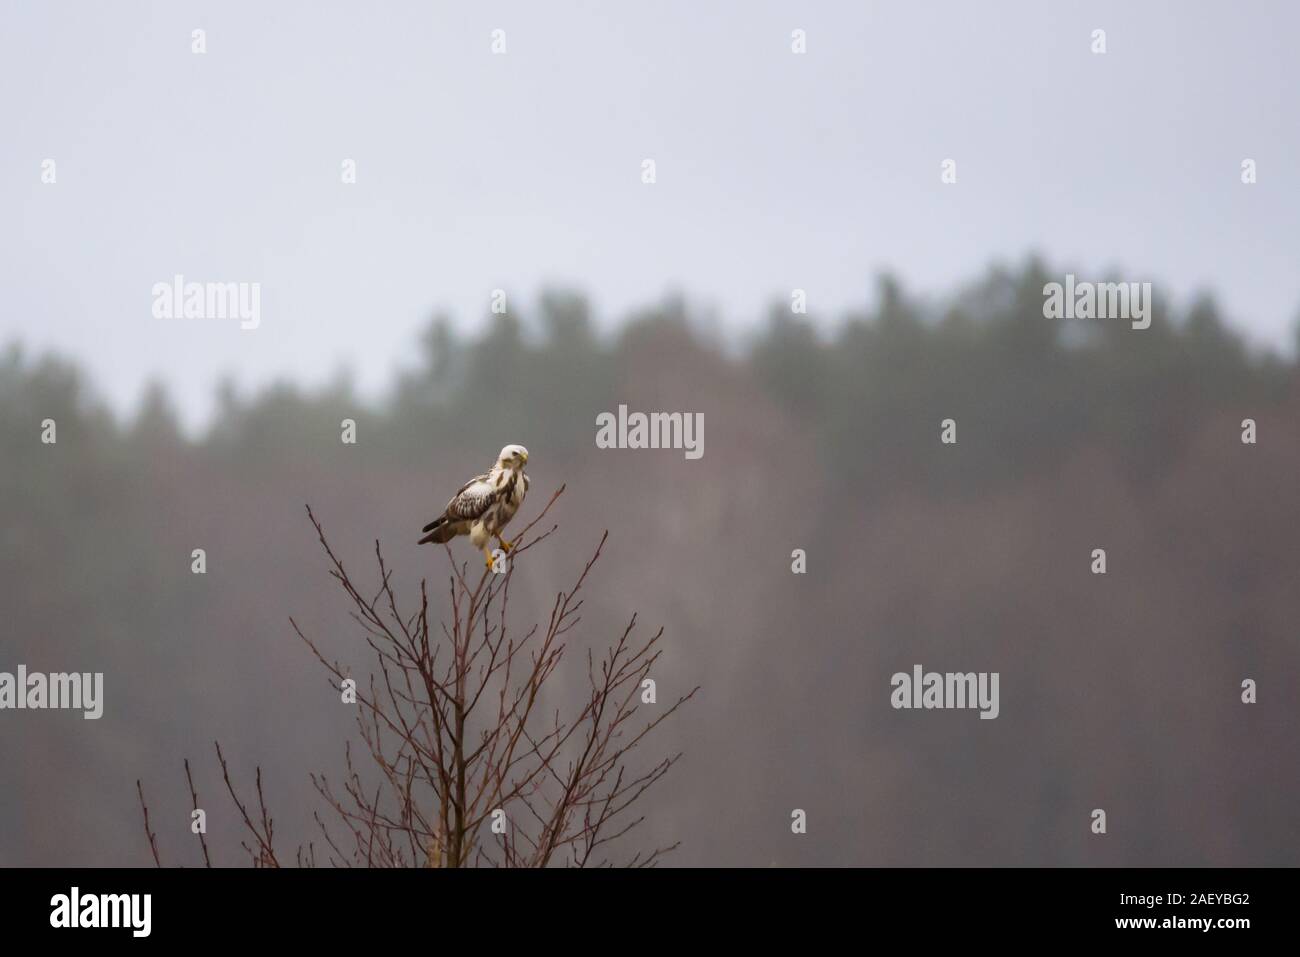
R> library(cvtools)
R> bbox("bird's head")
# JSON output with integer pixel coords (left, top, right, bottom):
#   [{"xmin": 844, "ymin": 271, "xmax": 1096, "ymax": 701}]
[{"xmin": 498, "ymin": 444, "xmax": 529, "ymax": 470}]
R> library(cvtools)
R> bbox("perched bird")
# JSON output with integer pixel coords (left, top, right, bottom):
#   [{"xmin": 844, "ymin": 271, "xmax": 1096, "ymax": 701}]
[{"xmin": 418, "ymin": 444, "xmax": 530, "ymax": 568}]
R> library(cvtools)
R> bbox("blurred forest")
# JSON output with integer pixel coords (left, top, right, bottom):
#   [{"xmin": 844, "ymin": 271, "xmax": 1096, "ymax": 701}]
[{"xmin": 1, "ymin": 258, "xmax": 1298, "ymax": 866}]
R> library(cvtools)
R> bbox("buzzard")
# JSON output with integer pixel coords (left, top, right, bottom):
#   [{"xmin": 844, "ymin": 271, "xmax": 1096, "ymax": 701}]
[{"xmin": 418, "ymin": 444, "xmax": 530, "ymax": 568}]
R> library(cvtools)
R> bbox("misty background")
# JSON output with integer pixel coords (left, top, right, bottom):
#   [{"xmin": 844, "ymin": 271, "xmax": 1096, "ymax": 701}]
[{"xmin": 1, "ymin": 1, "xmax": 1298, "ymax": 865}]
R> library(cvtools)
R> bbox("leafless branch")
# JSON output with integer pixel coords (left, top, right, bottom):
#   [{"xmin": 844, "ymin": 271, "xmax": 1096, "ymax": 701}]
[
  {"xmin": 136, "ymin": 779, "xmax": 160, "ymax": 868},
  {"xmin": 142, "ymin": 484, "xmax": 695, "ymax": 867}
]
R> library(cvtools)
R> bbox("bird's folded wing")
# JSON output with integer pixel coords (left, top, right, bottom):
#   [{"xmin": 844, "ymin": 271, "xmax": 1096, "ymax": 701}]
[{"xmin": 445, "ymin": 476, "xmax": 496, "ymax": 521}]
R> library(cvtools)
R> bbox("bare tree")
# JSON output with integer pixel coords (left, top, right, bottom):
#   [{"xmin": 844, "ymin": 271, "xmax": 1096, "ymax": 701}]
[{"xmin": 139, "ymin": 487, "xmax": 697, "ymax": 867}]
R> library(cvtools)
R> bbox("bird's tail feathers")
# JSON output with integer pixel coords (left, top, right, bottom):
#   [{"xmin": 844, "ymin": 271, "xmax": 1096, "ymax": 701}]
[{"xmin": 418, "ymin": 517, "xmax": 455, "ymax": 546}]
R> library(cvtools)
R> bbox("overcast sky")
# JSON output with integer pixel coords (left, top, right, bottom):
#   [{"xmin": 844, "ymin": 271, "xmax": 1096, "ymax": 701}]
[{"xmin": 3, "ymin": 0, "xmax": 1297, "ymax": 429}]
